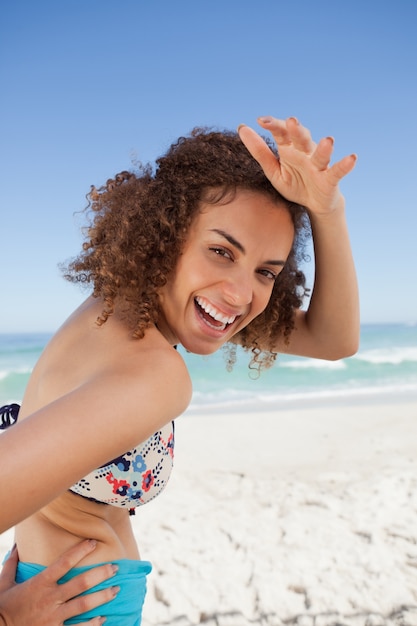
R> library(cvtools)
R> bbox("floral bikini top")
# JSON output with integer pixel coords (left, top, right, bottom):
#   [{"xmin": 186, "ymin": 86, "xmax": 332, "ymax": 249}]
[{"xmin": 0, "ymin": 403, "xmax": 175, "ymax": 513}]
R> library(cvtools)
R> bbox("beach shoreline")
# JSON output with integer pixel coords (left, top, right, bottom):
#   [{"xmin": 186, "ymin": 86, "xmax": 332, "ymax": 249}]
[
  {"xmin": 1, "ymin": 398, "xmax": 417, "ymax": 625},
  {"xmin": 186, "ymin": 387, "xmax": 417, "ymax": 417}
]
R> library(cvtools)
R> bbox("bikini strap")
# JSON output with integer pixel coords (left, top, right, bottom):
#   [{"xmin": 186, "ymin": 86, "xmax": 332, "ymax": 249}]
[{"xmin": 0, "ymin": 403, "xmax": 20, "ymax": 430}]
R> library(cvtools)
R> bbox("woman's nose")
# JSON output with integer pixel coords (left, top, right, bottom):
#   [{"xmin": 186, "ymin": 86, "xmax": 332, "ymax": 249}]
[{"xmin": 222, "ymin": 271, "xmax": 253, "ymax": 307}]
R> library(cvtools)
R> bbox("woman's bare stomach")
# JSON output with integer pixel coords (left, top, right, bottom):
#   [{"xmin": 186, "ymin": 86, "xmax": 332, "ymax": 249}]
[{"xmin": 15, "ymin": 490, "xmax": 140, "ymax": 567}]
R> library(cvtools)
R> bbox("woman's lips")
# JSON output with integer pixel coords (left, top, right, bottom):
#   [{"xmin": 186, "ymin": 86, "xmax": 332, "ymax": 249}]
[{"xmin": 194, "ymin": 297, "xmax": 240, "ymax": 332}]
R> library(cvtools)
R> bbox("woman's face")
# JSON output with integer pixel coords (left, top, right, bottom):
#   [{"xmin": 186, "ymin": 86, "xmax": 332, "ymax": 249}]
[{"xmin": 158, "ymin": 189, "xmax": 295, "ymax": 355}]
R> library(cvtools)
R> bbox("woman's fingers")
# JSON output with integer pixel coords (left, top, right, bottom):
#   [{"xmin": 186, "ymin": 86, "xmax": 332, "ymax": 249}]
[
  {"xmin": 40, "ymin": 540, "xmax": 99, "ymax": 587},
  {"xmin": 60, "ymin": 563, "xmax": 119, "ymax": 606},
  {"xmin": 257, "ymin": 116, "xmax": 315, "ymax": 153},
  {"xmin": 61, "ymin": 584, "xmax": 119, "ymax": 623},
  {"xmin": 310, "ymin": 136, "xmax": 334, "ymax": 171},
  {"xmin": 328, "ymin": 153, "xmax": 358, "ymax": 184},
  {"xmin": 285, "ymin": 117, "xmax": 315, "ymax": 153},
  {"xmin": 257, "ymin": 116, "xmax": 291, "ymax": 144},
  {"xmin": 34, "ymin": 540, "xmax": 119, "ymax": 621},
  {"xmin": 39, "ymin": 540, "xmax": 120, "ymax": 618},
  {"xmin": 0, "ymin": 540, "xmax": 119, "ymax": 625},
  {"xmin": 238, "ymin": 123, "xmax": 281, "ymax": 182},
  {"xmin": 238, "ymin": 115, "xmax": 357, "ymax": 212},
  {"xmin": 0, "ymin": 546, "xmax": 18, "ymax": 591}
]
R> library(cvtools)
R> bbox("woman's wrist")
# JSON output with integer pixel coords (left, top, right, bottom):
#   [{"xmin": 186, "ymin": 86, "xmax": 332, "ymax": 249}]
[
  {"xmin": 307, "ymin": 196, "xmax": 348, "ymax": 231},
  {"xmin": 308, "ymin": 192, "xmax": 345, "ymax": 217}
]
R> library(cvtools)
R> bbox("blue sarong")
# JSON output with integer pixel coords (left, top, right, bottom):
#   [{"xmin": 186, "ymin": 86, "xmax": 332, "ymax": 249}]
[{"xmin": 15, "ymin": 558, "xmax": 152, "ymax": 625}]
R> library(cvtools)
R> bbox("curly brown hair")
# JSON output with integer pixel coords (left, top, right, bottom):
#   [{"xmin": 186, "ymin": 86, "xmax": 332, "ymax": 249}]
[{"xmin": 63, "ymin": 127, "xmax": 311, "ymax": 370}]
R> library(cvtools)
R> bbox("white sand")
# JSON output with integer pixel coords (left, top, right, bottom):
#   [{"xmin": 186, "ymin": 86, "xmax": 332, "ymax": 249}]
[{"xmin": 2, "ymin": 399, "xmax": 417, "ymax": 625}]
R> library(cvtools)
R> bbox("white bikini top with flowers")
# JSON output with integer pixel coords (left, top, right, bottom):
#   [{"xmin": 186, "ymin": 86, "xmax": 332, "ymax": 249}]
[{"xmin": 0, "ymin": 403, "xmax": 175, "ymax": 512}]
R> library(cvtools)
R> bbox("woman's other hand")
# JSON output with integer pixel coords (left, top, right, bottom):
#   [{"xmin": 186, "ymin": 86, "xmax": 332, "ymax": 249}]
[{"xmin": 0, "ymin": 540, "xmax": 119, "ymax": 625}]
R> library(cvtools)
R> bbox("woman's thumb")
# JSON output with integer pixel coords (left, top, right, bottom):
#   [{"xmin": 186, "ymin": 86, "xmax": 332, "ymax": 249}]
[{"xmin": 0, "ymin": 545, "xmax": 18, "ymax": 589}]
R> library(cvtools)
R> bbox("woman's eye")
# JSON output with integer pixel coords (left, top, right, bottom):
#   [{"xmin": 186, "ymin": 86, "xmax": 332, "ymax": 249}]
[
  {"xmin": 258, "ymin": 268, "xmax": 277, "ymax": 281},
  {"xmin": 209, "ymin": 247, "xmax": 233, "ymax": 260}
]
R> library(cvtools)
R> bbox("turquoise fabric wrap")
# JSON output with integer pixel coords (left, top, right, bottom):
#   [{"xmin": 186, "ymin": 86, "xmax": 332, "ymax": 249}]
[{"xmin": 15, "ymin": 558, "xmax": 152, "ymax": 625}]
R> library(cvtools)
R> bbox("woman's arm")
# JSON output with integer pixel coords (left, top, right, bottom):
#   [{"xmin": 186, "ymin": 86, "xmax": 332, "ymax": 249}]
[
  {"xmin": 238, "ymin": 116, "xmax": 360, "ymax": 359},
  {"xmin": 0, "ymin": 344, "xmax": 191, "ymax": 533},
  {"xmin": 0, "ymin": 541, "xmax": 117, "ymax": 626}
]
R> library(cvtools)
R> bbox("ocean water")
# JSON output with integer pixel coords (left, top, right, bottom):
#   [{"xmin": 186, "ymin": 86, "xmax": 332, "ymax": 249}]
[{"xmin": 0, "ymin": 325, "xmax": 416, "ymax": 414}]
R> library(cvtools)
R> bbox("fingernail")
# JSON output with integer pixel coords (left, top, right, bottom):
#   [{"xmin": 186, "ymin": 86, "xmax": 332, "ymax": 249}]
[
  {"xmin": 258, "ymin": 116, "xmax": 273, "ymax": 124},
  {"xmin": 112, "ymin": 585, "xmax": 121, "ymax": 596},
  {"xmin": 288, "ymin": 116, "xmax": 299, "ymax": 125},
  {"xmin": 87, "ymin": 539, "xmax": 97, "ymax": 549},
  {"xmin": 111, "ymin": 564, "xmax": 119, "ymax": 575},
  {"xmin": 98, "ymin": 618, "xmax": 107, "ymax": 625},
  {"xmin": 237, "ymin": 123, "xmax": 246, "ymax": 132}
]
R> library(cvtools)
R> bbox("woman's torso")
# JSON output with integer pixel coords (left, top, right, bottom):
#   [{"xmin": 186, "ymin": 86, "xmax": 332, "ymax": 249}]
[{"xmin": 15, "ymin": 297, "xmax": 181, "ymax": 566}]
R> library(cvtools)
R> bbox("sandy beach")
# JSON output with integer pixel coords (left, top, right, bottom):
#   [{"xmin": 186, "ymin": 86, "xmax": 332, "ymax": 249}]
[{"xmin": 1, "ymin": 398, "xmax": 417, "ymax": 625}]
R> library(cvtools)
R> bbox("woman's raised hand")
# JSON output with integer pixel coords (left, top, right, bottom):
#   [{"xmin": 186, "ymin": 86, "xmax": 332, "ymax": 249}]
[{"xmin": 238, "ymin": 116, "xmax": 357, "ymax": 215}]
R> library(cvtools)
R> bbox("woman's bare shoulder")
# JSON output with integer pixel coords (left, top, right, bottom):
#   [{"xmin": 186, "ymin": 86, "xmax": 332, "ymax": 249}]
[
  {"xmin": 119, "ymin": 330, "xmax": 192, "ymax": 413},
  {"xmin": 0, "ymin": 326, "xmax": 191, "ymax": 532}
]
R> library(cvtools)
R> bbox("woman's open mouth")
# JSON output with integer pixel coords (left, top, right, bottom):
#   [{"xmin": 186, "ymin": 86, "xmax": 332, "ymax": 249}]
[{"xmin": 194, "ymin": 296, "xmax": 239, "ymax": 332}]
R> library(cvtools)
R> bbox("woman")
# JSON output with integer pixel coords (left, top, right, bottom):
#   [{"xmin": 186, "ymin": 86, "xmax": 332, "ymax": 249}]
[
  {"xmin": 0, "ymin": 541, "xmax": 119, "ymax": 625},
  {"xmin": 0, "ymin": 116, "xmax": 359, "ymax": 624}
]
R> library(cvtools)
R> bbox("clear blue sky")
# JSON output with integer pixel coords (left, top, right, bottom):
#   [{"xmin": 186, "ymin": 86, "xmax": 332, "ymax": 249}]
[{"xmin": 1, "ymin": 0, "xmax": 416, "ymax": 332}]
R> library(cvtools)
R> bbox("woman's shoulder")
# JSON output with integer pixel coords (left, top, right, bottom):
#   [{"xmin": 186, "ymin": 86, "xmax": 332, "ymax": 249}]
[
  {"xmin": 23, "ymin": 299, "xmax": 192, "ymax": 421},
  {"xmin": 83, "ymin": 332, "xmax": 192, "ymax": 448},
  {"xmin": 120, "ymin": 328, "xmax": 192, "ymax": 407},
  {"xmin": 91, "ymin": 322, "xmax": 192, "ymax": 416}
]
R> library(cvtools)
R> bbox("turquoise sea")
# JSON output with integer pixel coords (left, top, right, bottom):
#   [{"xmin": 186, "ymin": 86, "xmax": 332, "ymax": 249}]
[{"xmin": 1, "ymin": 325, "xmax": 416, "ymax": 414}]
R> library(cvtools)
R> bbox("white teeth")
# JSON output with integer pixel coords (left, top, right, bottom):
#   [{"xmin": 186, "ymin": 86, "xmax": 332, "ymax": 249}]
[{"xmin": 196, "ymin": 297, "xmax": 237, "ymax": 325}]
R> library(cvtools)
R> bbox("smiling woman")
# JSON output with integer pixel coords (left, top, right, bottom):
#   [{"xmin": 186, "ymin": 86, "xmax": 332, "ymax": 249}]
[
  {"xmin": 63, "ymin": 128, "xmax": 310, "ymax": 368},
  {"xmin": 157, "ymin": 189, "xmax": 296, "ymax": 356},
  {"xmin": 0, "ymin": 116, "xmax": 359, "ymax": 625}
]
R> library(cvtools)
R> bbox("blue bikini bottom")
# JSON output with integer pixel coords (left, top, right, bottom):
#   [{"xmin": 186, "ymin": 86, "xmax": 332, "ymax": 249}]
[{"xmin": 16, "ymin": 558, "xmax": 152, "ymax": 625}]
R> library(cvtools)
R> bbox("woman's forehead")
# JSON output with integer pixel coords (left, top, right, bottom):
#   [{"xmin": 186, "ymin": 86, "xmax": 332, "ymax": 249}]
[{"xmin": 190, "ymin": 190, "xmax": 294, "ymax": 251}]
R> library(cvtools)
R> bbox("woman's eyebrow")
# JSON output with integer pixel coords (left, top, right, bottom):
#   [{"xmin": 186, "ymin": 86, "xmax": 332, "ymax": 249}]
[
  {"xmin": 210, "ymin": 228, "xmax": 245, "ymax": 253},
  {"xmin": 209, "ymin": 228, "xmax": 286, "ymax": 266}
]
